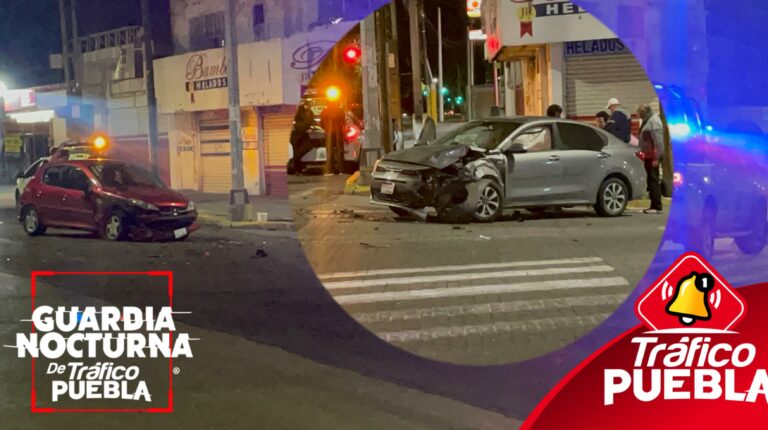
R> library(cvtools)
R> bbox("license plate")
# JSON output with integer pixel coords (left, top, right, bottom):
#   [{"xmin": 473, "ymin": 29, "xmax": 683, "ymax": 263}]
[
  {"xmin": 173, "ymin": 228, "xmax": 188, "ymax": 239},
  {"xmin": 381, "ymin": 182, "xmax": 395, "ymax": 195},
  {"xmin": 315, "ymin": 148, "xmax": 327, "ymax": 161}
]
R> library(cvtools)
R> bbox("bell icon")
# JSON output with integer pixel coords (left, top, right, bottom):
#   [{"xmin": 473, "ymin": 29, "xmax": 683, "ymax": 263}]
[{"xmin": 666, "ymin": 272, "xmax": 714, "ymax": 326}]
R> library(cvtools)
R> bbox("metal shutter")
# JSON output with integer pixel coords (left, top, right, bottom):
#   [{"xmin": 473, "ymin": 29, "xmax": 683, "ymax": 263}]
[
  {"xmin": 199, "ymin": 119, "xmax": 232, "ymax": 193},
  {"xmin": 565, "ymin": 53, "xmax": 659, "ymax": 118},
  {"xmin": 263, "ymin": 114, "xmax": 293, "ymax": 197}
]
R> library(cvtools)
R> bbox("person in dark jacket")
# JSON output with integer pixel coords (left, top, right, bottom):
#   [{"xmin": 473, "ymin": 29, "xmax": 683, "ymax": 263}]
[
  {"xmin": 320, "ymin": 101, "xmax": 346, "ymax": 175},
  {"xmin": 604, "ymin": 98, "xmax": 632, "ymax": 143},
  {"xmin": 289, "ymin": 102, "xmax": 314, "ymax": 174},
  {"xmin": 637, "ymin": 104, "xmax": 665, "ymax": 214},
  {"xmin": 595, "ymin": 111, "xmax": 611, "ymax": 129},
  {"xmin": 546, "ymin": 104, "xmax": 563, "ymax": 118}
]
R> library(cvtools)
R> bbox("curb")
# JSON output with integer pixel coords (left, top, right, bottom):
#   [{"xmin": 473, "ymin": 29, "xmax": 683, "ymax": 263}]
[
  {"xmin": 197, "ymin": 214, "xmax": 295, "ymax": 231},
  {"xmin": 343, "ymin": 171, "xmax": 371, "ymax": 195}
]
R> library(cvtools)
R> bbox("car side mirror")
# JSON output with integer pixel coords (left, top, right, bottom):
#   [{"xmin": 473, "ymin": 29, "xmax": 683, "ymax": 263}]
[{"xmin": 506, "ymin": 142, "xmax": 528, "ymax": 154}]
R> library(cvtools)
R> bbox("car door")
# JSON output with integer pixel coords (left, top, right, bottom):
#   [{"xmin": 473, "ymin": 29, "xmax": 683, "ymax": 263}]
[
  {"xmin": 36, "ymin": 165, "xmax": 69, "ymax": 226},
  {"xmin": 60, "ymin": 166, "xmax": 97, "ymax": 229},
  {"xmin": 554, "ymin": 122, "xmax": 610, "ymax": 202},
  {"xmin": 502, "ymin": 123, "xmax": 564, "ymax": 205}
]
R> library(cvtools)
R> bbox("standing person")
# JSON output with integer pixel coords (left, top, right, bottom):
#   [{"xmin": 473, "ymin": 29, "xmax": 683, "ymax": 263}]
[
  {"xmin": 320, "ymin": 100, "xmax": 346, "ymax": 175},
  {"xmin": 637, "ymin": 104, "xmax": 665, "ymax": 214},
  {"xmin": 595, "ymin": 111, "xmax": 611, "ymax": 129},
  {"xmin": 289, "ymin": 101, "xmax": 314, "ymax": 175},
  {"xmin": 604, "ymin": 98, "xmax": 632, "ymax": 143},
  {"xmin": 546, "ymin": 104, "xmax": 563, "ymax": 118}
]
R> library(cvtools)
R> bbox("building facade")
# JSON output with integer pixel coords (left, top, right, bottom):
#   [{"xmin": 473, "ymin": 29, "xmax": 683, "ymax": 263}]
[
  {"xmin": 483, "ymin": 0, "xmax": 659, "ymax": 129},
  {"xmin": 155, "ymin": 0, "xmax": 355, "ymax": 196}
]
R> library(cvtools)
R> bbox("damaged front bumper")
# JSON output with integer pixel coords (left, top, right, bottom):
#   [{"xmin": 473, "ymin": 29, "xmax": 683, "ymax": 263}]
[
  {"xmin": 127, "ymin": 210, "xmax": 199, "ymax": 241},
  {"xmin": 370, "ymin": 158, "xmax": 497, "ymax": 222}
]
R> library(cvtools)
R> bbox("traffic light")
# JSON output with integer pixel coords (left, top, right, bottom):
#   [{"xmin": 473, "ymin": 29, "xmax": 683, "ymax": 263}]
[
  {"xmin": 342, "ymin": 44, "xmax": 362, "ymax": 64},
  {"xmin": 326, "ymin": 86, "xmax": 342, "ymax": 102},
  {"xmin": 441, "ymin": 87, "xmax": 449, "ymax": 96},
  {"xmin": 456, "ymin": 96, "xmax": 464, "ymax": 105}
]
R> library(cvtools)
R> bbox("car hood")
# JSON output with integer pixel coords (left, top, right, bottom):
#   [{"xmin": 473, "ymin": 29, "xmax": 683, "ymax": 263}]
[
  {"xmin": 104, "ymin": 185, "xmax": 189, "ymax": 207},
  {"xmin": 383, "ymin": 144, "xmax": 486, "ymax": 169}
]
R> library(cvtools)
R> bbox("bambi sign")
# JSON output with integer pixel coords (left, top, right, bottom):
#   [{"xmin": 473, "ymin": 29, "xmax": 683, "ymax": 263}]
[{"xmin": 185, "ymin": 53, "xmax": 228, "ymax": 92}]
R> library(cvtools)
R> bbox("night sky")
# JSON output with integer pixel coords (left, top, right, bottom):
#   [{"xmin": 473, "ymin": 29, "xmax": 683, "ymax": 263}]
[{"xmin": 0, "ymin": 0, "xmax": 468, "ymax": 93}]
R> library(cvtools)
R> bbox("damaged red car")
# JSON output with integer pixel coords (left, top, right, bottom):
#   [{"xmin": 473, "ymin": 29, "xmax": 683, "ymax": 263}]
[{"xmin": 19, "ymin": 159, "xmax": 198, "ymax": 241}]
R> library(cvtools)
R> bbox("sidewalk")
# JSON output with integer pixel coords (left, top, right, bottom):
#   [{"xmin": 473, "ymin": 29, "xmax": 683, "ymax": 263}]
[{"xmin": 185, "ymin": 191, "xmax": 295, "ymax": 231}]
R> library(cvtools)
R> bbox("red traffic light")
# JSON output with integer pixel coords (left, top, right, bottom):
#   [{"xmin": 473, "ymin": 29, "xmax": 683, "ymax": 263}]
[{"xmin": 342, "ymin": 45, "xmax": 362, "ymax": 64}]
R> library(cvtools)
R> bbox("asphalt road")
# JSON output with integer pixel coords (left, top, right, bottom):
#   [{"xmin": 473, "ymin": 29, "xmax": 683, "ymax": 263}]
[{"xmin": 291, "ymin": 175, "xmax": 670, "ymax": 365}]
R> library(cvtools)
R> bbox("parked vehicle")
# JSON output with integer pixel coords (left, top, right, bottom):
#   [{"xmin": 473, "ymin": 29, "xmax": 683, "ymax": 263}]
[
  {"xmin": 371, "ymin": 117, "xmax": 647, "ymax": 223},
  {"xmin": 19, "ymin": 159, "xmax": 198, "ymax": 241},
  {"xmin": 287, "ymin": 95, "xmax": 363, "ymax": 174},
  {"xmin": 656, "ymin": 83, "xmax": 768, "ymax": 257}
]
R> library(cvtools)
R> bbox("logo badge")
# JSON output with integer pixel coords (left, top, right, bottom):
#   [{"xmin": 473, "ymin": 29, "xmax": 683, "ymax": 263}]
[{"xmin": 636, "ymin": 252, "xmax": 746, "ymax": 332}]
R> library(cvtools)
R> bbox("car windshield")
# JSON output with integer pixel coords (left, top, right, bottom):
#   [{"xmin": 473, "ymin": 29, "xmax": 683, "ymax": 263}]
[
  {"xmin": 90, "ymin": 162, "xmax": 165, "ymax": 188},
  {"xmin": 430, "ymin": 121, "xmax": 521, "ymax": 150}
]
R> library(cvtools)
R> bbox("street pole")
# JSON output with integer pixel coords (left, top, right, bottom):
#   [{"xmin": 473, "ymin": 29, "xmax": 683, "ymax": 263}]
[
  {"xmin": 386, "ymin": 0, "xmax": 402, "ymax": 153},
  {"xmin": 376, "ymin": 9, "xmax": 392, "ymax": 155},
  {"xmin": 468, "ymin": 35, "xmax": 475, "ymax": 120},
  {"xmin": 58, "ymin": 0, "xmax": 71, "ymax": 94},
  {"xmin": 225, "ymin": 0, "xmax": 246, "ymax": 221},
  {"xmin": 359, "ymin": 13, "xmax": 383, "ymax": 185},
  {"xmin": 409, "ymin": 0, "xmax": 423, "ymax": 126},
  {"xmin": 438, "ymin": 7, "xmax": 444, "ymax": 123},
  {"xmin": 140, "ymin": 0, "xmax": 159, "ymax": 176}
]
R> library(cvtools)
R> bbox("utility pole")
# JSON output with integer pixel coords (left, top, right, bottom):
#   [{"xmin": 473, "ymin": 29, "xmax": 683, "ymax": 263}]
[
  {"xmin": 58, "ymin": 0, "xmax": 72, "ymax": 93},
  {"xmin": 376, "ymin": 9, "xmax": 392, "ymax": 155},
  {"xmin": 140, "ymin": 0, "xmax": 160, "ymax": 175},
  {"xmin": 438, "ymin": 7, "xmax": 444, "ymax": 123},
  {"xmin": 70, "ymin": 0, "xmax": 81, "ymax": 96},
  {"xmin": 359, "ymin": 13, "xmax": 383, "ymax": 185},
  {"xmin": 409, "ymin": 0, "xmax": 423, "ymax": 125},
  {"xmin": 387, "ymin": 1, "xmax": 402, "ymax": 152},
  {"xmin": 225, "ymin": 0, "xmax": 246, "ymax": 221}
]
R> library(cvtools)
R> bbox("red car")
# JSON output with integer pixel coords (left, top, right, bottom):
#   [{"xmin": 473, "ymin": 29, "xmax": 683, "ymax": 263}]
[{"xmin": 19, "ymin": 159, "xmax": 198, "ymax": 241}]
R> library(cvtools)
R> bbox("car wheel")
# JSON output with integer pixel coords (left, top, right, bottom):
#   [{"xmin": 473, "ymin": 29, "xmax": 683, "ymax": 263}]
[
  {"xmin": 473, "ymin": 179, "xmax": 503, "ymax": 223},
  {"xmin": 735, "ymin": 200, "xmax": 767, "ymax": 255},
  {"xmin": 691, "ymin": 206, "xmax": 716, "ymax": 258},
  {"xmin": 21, "ymin": 206, "xmax": 46, "ymax": 236},
  {"xmin": 287, "ymin": 159, "xmax": 295, "ymax": 175},
  {"xmin": 101, "ymin": 211, "xmax": 127, "ymax": 241},
  {"xmin": 595, "ymin": 178, "xmax": 629, "ymax": 217}
]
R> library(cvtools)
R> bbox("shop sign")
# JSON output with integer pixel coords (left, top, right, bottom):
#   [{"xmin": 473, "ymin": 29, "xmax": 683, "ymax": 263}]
[
  {"xmin": 487, "ymin": 0, "xmax": 615, "ymax": 49},
  {"xmin": 565, "ymin": 39, "xmax": 629, "ymax": 57},
  {"xmin": 4, "ymin": 135, "xmax": 23, "ymax": 154},
  {"xmin": 185, "ymin": 53, "xmax": 229, "ymax": 92},
  {"xmin": 3, "ymin": 90, "xmax": 36, "ymax": 112}
]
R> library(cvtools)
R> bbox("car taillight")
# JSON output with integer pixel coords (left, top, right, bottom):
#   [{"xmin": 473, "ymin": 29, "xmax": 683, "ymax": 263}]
[
  {"xmin": 345, "ymin": 124, "xmax": 361, "ymax": 142},
  {"xmin": 634, "ymin": 151, "xmax": 645, "ymax": 161},
  {"xmin": 673, "ymin": 172, "xmax": 684, "ymax": 187}
]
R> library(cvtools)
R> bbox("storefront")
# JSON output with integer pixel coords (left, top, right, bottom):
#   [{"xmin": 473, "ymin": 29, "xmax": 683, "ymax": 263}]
[
  {"xmin": 564, "ymin": 38, "xmax": 659, "ymax": 124},
  {"xmin": 154, "ymin": 23, "xmax": 353, "ymax": 197},
  {"xmin": 1, "ymin": 86, "xmax": 70, "ymax": 181},
  {"xmin": 484, "ymin": 0, "xmax": 658, "ymax": 123}
]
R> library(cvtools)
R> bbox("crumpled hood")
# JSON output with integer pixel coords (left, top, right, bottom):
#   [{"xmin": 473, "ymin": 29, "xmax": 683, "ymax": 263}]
[
  {"xmin": 104, "ymin": 185, "xmax": 189, "ymax": 207},
  {"xmin": 383, "ymin": 144, "xmax": 485, "ymax": 169}
]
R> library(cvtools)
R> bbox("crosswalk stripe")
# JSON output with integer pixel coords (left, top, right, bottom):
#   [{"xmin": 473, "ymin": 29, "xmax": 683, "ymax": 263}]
[
  {"xmin": 333, "ymin": 276, "xmax": 629, "ymax": 305},
  {"xmin": 318, "ymin": 257, "xmax": 604, "ymax": 280},
  {"xmin": 352, "ymin": 293, "xmax": 629, "ymax": 324},
  {"xmin": 325, "ymin": 265, "xmax": 616, "ymax": 290},
  {"xmin": 379, "ymin": 313, "xmax": 613, "ymax": 343}
]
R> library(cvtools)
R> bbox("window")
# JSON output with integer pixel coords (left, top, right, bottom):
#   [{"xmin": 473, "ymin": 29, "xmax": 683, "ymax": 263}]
[
  {"xmin": 64, "ymin": 168, "xmax": 91, "ymax": 191},
  {"xmin": 512, "ymin": 125, "xmax": 553, "ymax": 152},
  {"xmin": 433, "ymin": 122, "xmax": 521, "ymax": 150},
  {"xmin": 42, "ymin": 165, "xmax": 68, "ymax": 188},
  {"xmin": 22, "ymin": 159, "xmax": 47, "ymax": 179},
  {"xmin": 190, "ymin": 12, "xmax": 225, "ymax": 51},
  {"xmin": 90, "ymin": 163, "xmax": 164, "ymax": 188},
  {"xmin": 253, "ymin": 4, "xmax": 266, "ymax": 40},
  {"xmin": 557, "ymin": 123, "xmax": 606, "ymax": 151}
]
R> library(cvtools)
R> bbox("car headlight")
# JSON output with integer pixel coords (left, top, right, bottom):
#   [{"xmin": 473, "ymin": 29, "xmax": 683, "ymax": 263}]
[
  {"xmin": 187, "ymin": 200, "xmax": 196, "ymax": 211},
  {"xmin": 129, "ymin": 199, "xmax": 159, "ymax": 211}
]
